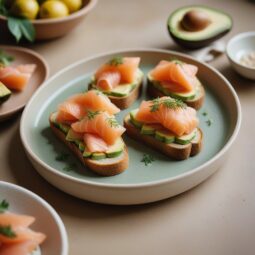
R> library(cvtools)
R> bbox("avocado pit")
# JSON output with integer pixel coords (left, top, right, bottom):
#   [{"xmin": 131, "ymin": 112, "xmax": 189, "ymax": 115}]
[{"xmin": 181, "ymin": 10, "xmax": 211, "ymax": 32}]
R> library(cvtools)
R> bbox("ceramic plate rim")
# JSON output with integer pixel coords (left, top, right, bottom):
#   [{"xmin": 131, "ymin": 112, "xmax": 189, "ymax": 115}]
[
  {"xmin": 0, "ymin": 45, "xmax": 50, "ymax": 119},
  {"xmin": 20, "ymin": 48, "xmax": 242, "ymax": 189},
  {"xmin": 0, "ymin": 180, "xmax": 69, "ymax": 255}
]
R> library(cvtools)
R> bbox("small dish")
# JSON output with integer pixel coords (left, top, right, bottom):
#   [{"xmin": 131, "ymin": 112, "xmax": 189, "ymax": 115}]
[
  {"xmin": 0, "ymin": 0, "xmax": 97, "ymax": 40},
  {"xmin": 0, "ymin": 45, "xmax": 49, "ymax": 121},
  {"xmin": 20, "ymin": 49, "xmax": 241, "ymax": 205},
  {"xmin": 226, "ymin": 31, "xmax": 255, "ymax": 80},
  {"xmin": 0, "ymin": 181, "xmax": 68, "ymax": 255}
]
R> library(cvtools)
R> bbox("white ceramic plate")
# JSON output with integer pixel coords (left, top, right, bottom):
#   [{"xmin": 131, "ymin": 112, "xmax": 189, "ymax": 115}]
[
  {"xmin": 0, "ymin": 181, "xmax": 68, "ymax": 255},
  {"xmin": 20, "ymin": 49, "xmax": 241, "ymax": 205}
]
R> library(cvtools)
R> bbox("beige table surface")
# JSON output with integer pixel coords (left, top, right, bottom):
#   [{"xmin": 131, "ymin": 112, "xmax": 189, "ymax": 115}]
[{"xmin": 1, "ymin": 0, "xmax": 255, "ymax": 254}]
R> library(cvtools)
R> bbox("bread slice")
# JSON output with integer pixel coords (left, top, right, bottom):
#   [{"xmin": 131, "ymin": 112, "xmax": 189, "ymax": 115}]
[
  {"xmin": 49, "ymin": 117, "xmax": 129, "ymax": 176},
  {"xmin": 88, "ymin": 71, "xmax": 143, "ymax": 110},
  {"xmin": 124, "ymin": 115, "xmax": 203, "ymax": 160},
  {"xmin": 147, "ymin": 77, "xmax": 205, "ymax": 110}
]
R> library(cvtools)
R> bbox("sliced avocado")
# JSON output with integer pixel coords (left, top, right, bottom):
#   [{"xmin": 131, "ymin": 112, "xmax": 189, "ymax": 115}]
[
  {"xmin": 147, "ymin": 74, "xmax": 196, "ymax": 100},
  {"xmin": 167, "ymin": 6, "xmax": 232, "ymax": 49},
  {"xmin": 50, "ymin": 112, "xmax": 70, "ymax": 134},
  {"xmin": 106, "ymin": 138, "xmax": 124, "ymax": 158},
  {"xmin": 175, "ymin": 128, "xmax": 197, "ymax": 145},
  {"xmin": 0, "ymin": 82, "xmax": 11, "ymax": 104},
  {"xmin": 109, "ymin": 84, "xmax": 136, "ymax": 97},
  {"xmin": 59, "ymin": 124, "xmax": 70, "ymax": 135},
  {"xmin": 130, "ymin": 109, "xmax": 143, "ymax": 128},
  {"xmin": 155, "ymin": 129, "xmax": 175, "ymax": 144},
  {"xmin": 78, "ymin": 141, "xmax": 85, "ymax": 152},
  {"xmin": 83, "ymin": 148, "xmax": 92, "ymax": 158},
  {"xmin": 141, "ymin": 124, "xmax": 156, "ymax": 135},
  {"xmin": 90, "ymin": 69, "xmax": 143, "ymax": 97},
  {"xmin": 141, "ymin": 124, "xmax": 162, "ymax": 135},
  {"xmin": 91, "ymin": 152, "xmax": 106, "ymax": 160},
  {"xmin": 66, "ymin": 129, "xmax": 83, "ymax": 142}
]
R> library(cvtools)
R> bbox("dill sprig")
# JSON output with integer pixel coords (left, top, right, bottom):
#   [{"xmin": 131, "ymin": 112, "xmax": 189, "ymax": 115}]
[
  {"xmin": 206, "ymin": 119, "xmax": 213, "ymax": 126},
  {"xmin": 63, "ymin": 163, "xmax": 77, "ymax": 172},
  {"xmin": 141, "ymin": 154, "xmax": 155, "ymax": 166},
  {"xmin": 107, "ymin": 117, "xmax": 119, "ymax": 128},
  {"xmin": 0, "ymin": 200, "xmax": 9, "ymax": 213},
  {"xmin": 108, "ymin": 56, "xmax": 123, "ymax": 66},
  {"xmin": 55, "ymin": 152, "xmax": 69, "ymax": 161},
  {"xmin": 150, "ymin": 97, "xmax": 186, "ymax": 112},
  {"xmin": 87, "ymin": 110, "xmax": 100, "ymax": 120},
  {"xmin": 0, "ymin": 225, "xmax": 16, "ymax": 238},
  {"xmin": 0, "ymin": 50, "xmax": 14, "ymax": 66},
  {"xmin": 169, "ymin": 58, "xmax": 183, "ymax": 65}
]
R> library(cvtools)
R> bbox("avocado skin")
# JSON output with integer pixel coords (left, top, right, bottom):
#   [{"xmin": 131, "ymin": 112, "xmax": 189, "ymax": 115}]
[{"xmin": 168, "ymin": 29, "xmax": 231, "ymax": 49}]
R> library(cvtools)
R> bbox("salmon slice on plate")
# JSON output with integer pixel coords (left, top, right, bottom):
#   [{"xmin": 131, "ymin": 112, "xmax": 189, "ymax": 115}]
[
  {"xmin": 95, "ymin": 57, "xmax": 141, "ymax": 90},
  {"xmin": 0, "ymin": 64, "xmax": 36, "ymax": 91},
  {"xmin": 136, "ymin": 97, "xmax": 198, "ymax": 136},
  {"xmin": 56, "ymin": 90, "xmax": 120, "ymax": 124},
  {"xmin": 150, "ymin": 60, "xmax": 198, "ymax": 92}
]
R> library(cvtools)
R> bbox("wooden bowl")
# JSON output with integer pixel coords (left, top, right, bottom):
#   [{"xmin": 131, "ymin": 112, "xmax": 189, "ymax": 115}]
[{"xmin": 0, "ymin": 0, "xmax": 97, "ymax": 41}]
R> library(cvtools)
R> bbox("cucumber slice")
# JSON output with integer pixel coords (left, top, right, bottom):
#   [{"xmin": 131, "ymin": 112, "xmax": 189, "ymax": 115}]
[
  {"xmin": 106, "ymin": 138, "xmax": 124, "ymax": 158},
  {"xmin": 155, "ymin": 129, "xmax": 175, "ymax": 144},
  {"xmin": 0, "ymin": 82, "xmax": 11, "ymax": 104},
  {"xmin": 175, "ymin": 128, "xmax": 197, "ymax": 145},
  {"xmin": 130, "ymin": 109, "xmax": 143, "ymax": 128}
]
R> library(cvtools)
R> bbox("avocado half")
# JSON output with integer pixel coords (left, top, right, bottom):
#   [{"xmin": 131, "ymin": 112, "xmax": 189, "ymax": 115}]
[{"xmin": 167, "ymin": 6, "xmax": 233, "ymax": 49}]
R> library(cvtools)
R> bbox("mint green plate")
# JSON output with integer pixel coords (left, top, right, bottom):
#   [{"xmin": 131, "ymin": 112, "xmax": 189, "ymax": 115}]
[{"xmin": 20, "ymin": 49, "xmax": 241, "ymax": 205}]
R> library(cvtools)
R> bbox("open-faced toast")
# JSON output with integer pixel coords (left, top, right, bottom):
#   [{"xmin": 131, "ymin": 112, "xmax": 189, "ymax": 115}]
[{"xmin": 88, "ymin": 57, "xmax": 143, "ymax": 109}]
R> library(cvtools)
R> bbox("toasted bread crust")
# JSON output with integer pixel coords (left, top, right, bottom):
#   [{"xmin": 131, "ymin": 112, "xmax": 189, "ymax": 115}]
[
  {"xmin": 124, "ymin": 115, "xmax": 203, "ymax": 160},
  {"xmin": 147, "ymin": 80, "xmax": 205, "ymax": 110},
  {"xmin": 88, "ymin": 79, "xmax": 143, "ymax": 110},
  {"xmin": 49, "ymin": 119, "xmax": 129, "ymax": 176}
]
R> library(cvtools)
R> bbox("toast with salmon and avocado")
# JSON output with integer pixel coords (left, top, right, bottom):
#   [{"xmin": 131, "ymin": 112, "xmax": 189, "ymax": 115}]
[
  {"xmin": 124, "ymin": 97, "xmax": 203, "ymax": 160},
  {"xmin": 147, "ymin": 60, "xmax": 205, "ymax": 110},
  {"xmin": 88, "ymin": 56, "xmax": 143, "ymax": 109},
  {"xmin": 49, "ymin": 90, "xmax": 128, "ymax": 176}
]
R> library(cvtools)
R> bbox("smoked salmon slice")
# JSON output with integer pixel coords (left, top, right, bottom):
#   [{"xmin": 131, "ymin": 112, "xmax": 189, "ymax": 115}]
[
  {"xmin": 96, "ymin": 71, "xmax": 121, "ymax": 91},
  {"xmin": 84, "ymin": 133, "xmax": 109, "ymax": 152},
  {"xmin": 71, "ymin": 111, "xmax": 125, "ymax": 145},
  {"xmin": 0, "ymin": 212, "xmax": 34, "ymax": 229},
  {"xmin": 0, "ymin": 200, "xmax": 46, "ymax": 255},
  {"xmin": 136, "ymin": 97, "xmax": 198, "ymax": 136},
  {"xmin": 56, "ymin": 90, "xmax": 120, "ymax": 123},
  {"xmin": 0, "ymin": 240, "xmax": 39, "ymax": 255},
  {"xmin": 0, "ymin": 64, "xmax": 36, "ymax": 91},
  {"xmin": 150, "ymin": 60, "xmax": 198, "ymax": 93},
  {"xmin": 95, "ymin": 57, "xmax": 140, "ymax": 85},
  {"xmin": 0, "ymin": 227, "xmax": 46, "ymax": 244}
]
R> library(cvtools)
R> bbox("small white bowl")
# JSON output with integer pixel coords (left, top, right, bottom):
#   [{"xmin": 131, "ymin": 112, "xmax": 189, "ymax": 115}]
[
  {"xmin": 226, "ymin": 31, "xmax": 255, "ymax": 80},
  {"xmin": 0, "ymin": 181, "xmax": 68, "ymax": 255}
]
